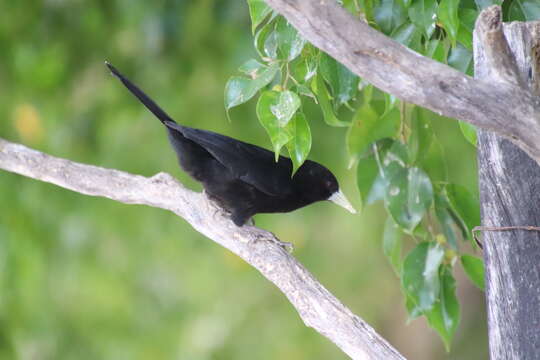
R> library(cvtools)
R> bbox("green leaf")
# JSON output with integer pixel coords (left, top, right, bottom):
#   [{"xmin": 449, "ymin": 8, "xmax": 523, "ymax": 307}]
[
  {"xmin": 238, "ymin": 59, "xmax": 265, "ymax": 75},
  {"xmin": 447, "ymin": 44, "xmax": 473, "ymax": 75},
  {"xmin": 456, "ymin": 8, "xmax": 478, "ymax": 51},
  {"xmin": 271, "ymin": 90, "xmax": 301, "ymax": 126},
  {"xmin": 402, "ymin": 242, "xmax": 445, "ymax": 313},
  {"xmin": 224, "ymin": 64, "xmax": 279, "ymax": 111},
  {"xmin": 313, "ymin": 74, "xmax": 349, "ymax": 127},
  {"xmin": 256, "ymin": 90, "xmax": 294, "ymax": 159},
  {"xmin": 247, "ymin": 0, "xmax": 272, "ymax": 33},
  {"xmin": 347, "ymin": 106, "xmax": 400, "ymax": 164},
  {"xmin": 438, "ymin": 0, "xmax": 460, "ymax": 45},
  {"xmin": 318, "ymin": 53, "xmax": 359, "ymax": 107},
  {"xmin": 425, "ymin": 39, "xmax": 448, "ymax": 63},
  {"xmin": 385, "ymin": 166, "xmax": 434, "ymax": 231},
  {"xmin": 434, "ymin": 192, "xmax": 459, "ymax": 249},
  {"xmin": 254, "ymin": 17, "xmax": 277, "ymax": 59},
  {"xmin": 459, "ymin": 121, "xmax": 477, "ymax": 147},
  {"xmin": 383, "ymin": 216, "xmax": 403, "ymax": 274},
  {"xmin": 408, "ymin": 0, "xmax": 438, "ymax": 38},
  {"xmin": 408, "ymin": 108, "xmax": 433, "ymax": 163},
  {"xmin": 391, "ymin": 22, "xmax": 421, "ymax": 49},
  {"xmin": 275, "ymin": 17, "xmax": 306, "ymax": 61},
  {"xmin": 367, "ymin": 140, "xmax": 409, "ymax": 204},
  {"xmin": 425, "ymin": 266, "xmax": 460, "ymax": 351},
  {"xmin": 285, "ymin": 112, "xmax": 312, "ymax": 174},
  {"xmin": 445, "ymin": 184, "xmax": 480, "ymax": 240},
  {"xmin": 359, "ymin": 0, "xmax": 376, "ymax": 22},
  {"xmin": 419, "ymin": 138, "xmax": 447, "ymax": 182},
  {"xmin": 461, "ymin": 255, "xmax": 485, "ymax": 290},
  {"xmin": 357, "ymin": 155, "xmax": 379, "ymax": 209},
  {"xmin": 508, "ymin": 0, "xmax": 540, "ymax": 22},
  {"xmin": 292, "ymin": 50, "xmax": 318, "ymax": 83},
  {"xmin": 374, "ymin": 0, "xmax": 407, "ymax": 34}
]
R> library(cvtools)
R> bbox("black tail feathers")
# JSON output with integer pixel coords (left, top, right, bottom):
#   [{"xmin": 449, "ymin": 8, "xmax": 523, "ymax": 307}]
[{"xmin": 105, "ymin": 61, "xmax": 176, "ymax": 125}]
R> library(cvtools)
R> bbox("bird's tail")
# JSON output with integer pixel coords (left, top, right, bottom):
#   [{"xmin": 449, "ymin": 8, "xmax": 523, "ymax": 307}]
[{"xmin": 105, "ymin": 61, "xmax": 176, "ymax": 125}]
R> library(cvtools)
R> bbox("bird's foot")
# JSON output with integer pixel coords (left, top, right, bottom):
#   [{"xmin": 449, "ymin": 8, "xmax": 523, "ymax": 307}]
[{"xmin": 247, "ymin": 227, "xmax": 294, "ymax": 253}]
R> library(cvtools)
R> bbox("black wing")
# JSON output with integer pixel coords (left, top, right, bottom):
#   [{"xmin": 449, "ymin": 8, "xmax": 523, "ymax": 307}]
[{"xmin": 164, "ymin": 121, "xmax": 294, "ymax": 197}]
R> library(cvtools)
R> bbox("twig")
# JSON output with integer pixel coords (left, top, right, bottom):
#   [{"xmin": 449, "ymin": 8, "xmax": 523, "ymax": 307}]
[{"xmin": 472, "ymin": 226, "xmax": 540, "ymax": 249}]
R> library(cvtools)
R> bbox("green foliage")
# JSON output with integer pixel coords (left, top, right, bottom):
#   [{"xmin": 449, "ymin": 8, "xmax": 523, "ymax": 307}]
[
  {"xmin": 461, "ymin": 255, "xmax": 486, "ymax": 290},
  {"xmin": 229, "ymin": 0, "xmax": 538, "ymax": 350}
]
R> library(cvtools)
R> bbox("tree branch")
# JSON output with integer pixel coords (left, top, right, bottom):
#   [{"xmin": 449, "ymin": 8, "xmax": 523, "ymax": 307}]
[
  {"xmin": 264, "ymin": 1, "xmax": 540, "ymax": 166},
  {"xmin": 0, "ymin": 137, "xmax": 405, "ymax": 360}
]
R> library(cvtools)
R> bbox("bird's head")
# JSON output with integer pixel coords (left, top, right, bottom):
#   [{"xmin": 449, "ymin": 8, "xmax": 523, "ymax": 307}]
[{"xmin": 294, "ymin": 161, "xmax": 356, "ymax": 214}]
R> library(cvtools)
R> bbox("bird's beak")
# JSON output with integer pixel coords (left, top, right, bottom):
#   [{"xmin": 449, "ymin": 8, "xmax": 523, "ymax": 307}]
[{"xmin": 329, "ymin": 190, "xmax": 357, "ymax": 214}]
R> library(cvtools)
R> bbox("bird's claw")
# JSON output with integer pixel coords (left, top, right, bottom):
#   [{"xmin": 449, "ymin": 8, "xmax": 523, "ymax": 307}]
[{"xmin": 248, "ymin": 227, "xmax": 294, "ymax": 252}]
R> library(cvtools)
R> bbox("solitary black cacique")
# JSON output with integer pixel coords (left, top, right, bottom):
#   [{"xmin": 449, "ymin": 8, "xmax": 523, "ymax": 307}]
[{"xmin": 106, "ymin": 62, "xmax": 356, "ymax": 226}]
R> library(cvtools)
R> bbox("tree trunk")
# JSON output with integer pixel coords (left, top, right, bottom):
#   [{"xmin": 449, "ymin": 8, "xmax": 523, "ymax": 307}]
[{"xmin": 474, "ymin": 20, "xmax": 540, "ymax": 360}]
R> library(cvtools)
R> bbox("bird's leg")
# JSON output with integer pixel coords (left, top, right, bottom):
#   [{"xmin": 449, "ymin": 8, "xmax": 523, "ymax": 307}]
[{"xmin": 203, "ymin": 190, "xmax": 231, "ymax": 220}]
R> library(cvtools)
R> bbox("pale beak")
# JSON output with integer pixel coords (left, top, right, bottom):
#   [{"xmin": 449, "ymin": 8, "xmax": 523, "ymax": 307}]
[{"xmin": 328, "ymin": 190, "xmax": 357, "ymax": 214}]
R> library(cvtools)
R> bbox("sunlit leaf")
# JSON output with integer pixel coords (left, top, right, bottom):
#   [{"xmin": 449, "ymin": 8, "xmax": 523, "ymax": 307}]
[
  {"xmin": 367, "ymin": 140, "xmax": 409, "ymax": 204},
  {"xmin": 285, "ymin": 112, "xmax": 312, "ymax": 174},
  {"xmin": 402, "ymin": 242, "xmax": 445, "ymax": 313},
  {"xmin": 425, "ymin": 266, "xmax": 460, "ymax": 351},
  {"xmin": 254, "ymin": 18, "xmax": 276, "ymax": 58},
  {"xmin": 438, "ymin": 0, "xmax": 460, "ymax": 46},
  {"xmin": 271, "ymin": 90, "xmax": 301, "ymax": 126},
  {"xmin": 461, "ymin": 255, "xmax": 485, "ymax": 290},
  {"xmin": 275, "ymin": 17, "xmax": 306, "ymax": 61},
  {"xmin": 374, "ymin": 0, "xmax": 407, "ymax": 34},
  {"xmin": 224, "ymin": 64, "xmax": 279, "ymax": 110},
  {"xmin": 383, "ymin": 216, "xmax": 403, "ymax": 274},
  {"xmin": 238, "ymin": 59, "xmax": 265, "ymax": 75},
  {"xmin": 256, "ymin": 90, "xmax": 293, "ymax": 159},
  {"xmin": 408, "ymin": 0, "xmax": 438, "ymax": 38},
  {"xmin": 247, "ymin": 0, "xmax": 272, "ymax": 33},
  {"xmin": 385, "ymin": 166, "xmax": 433, "ymax": 231}
]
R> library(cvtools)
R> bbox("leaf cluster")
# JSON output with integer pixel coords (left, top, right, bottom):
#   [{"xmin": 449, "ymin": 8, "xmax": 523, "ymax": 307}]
[{"xmin": 230, "ymin": 0, "xmax": 538, "ymax": 349}]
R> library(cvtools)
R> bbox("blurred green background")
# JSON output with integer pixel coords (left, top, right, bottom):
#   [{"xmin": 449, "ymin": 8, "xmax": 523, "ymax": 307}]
[{"xmin": 0, "ymin": 1, "xmax": 486, "ymax": 359}]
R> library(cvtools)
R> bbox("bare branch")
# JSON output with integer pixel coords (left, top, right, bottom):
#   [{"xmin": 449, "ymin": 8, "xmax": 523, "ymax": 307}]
[
  {"xmin": 264, "ymin": 1, "xmax": 540, "ymax": 166},
  {"xmin": 0, "ymin": 137, "xmax": 405, "ymax": 360}
]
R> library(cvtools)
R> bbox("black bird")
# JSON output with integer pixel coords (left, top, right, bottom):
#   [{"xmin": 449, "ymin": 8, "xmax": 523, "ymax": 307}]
[{"xmin": 105, "ymin": 62, "xmax": 356, "ymax": 226}]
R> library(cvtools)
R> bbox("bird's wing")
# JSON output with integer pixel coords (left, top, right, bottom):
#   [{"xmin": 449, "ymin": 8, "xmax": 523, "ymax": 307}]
[{"xmin": 164, "ymin": 121, "xmax": 294, "ymax": 196}]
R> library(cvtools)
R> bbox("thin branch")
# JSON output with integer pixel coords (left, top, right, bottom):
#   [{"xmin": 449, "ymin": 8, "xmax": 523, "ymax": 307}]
[
  {"xmin": 0, "ymin": 137, "xmax": 405, "ymax": 360},
  {"xmin": 263, "ymin": 1, "xmax": 540, "ymax": 166}
]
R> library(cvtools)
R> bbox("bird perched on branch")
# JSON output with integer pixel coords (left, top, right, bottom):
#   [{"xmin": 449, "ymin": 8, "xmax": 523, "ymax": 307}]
[{"xmin": 105, "ymin": 62, "xmax": 355, "ymax": 226}]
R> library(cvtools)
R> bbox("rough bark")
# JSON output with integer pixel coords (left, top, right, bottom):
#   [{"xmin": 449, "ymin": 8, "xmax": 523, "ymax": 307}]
[
  {"xmin": 474, "ymin": 8, "xmax": 540, "ymax": 360},
  {"xmin": 264, "ymin": 0, "xmax": 540, "ymax": 166},
  {"xmin": 0, "ymin": 138, "xmax": 405, "ymax": 360}
]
